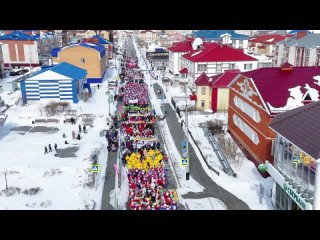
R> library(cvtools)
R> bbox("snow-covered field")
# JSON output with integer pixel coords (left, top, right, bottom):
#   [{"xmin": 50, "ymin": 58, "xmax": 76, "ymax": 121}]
[{"xmin": 0, "ymin": 60, "xmax": 120, "ymax": 210}]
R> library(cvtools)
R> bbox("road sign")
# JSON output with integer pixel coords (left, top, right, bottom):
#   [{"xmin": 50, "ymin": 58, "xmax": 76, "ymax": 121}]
[
  {"xmin": 91, "ymin": 164, "xmax": 100, "ymax": 173},
  {"xmin": 180, "ymin": 158, "xmax": 189, "ymax": 167},
  {"xmin": 181, "ymin": 140, "xmax": 187, "ymax": 148}
]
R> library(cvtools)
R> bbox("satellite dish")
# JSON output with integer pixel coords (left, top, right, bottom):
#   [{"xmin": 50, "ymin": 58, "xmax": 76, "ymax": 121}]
[{"xmin": 192, "ymin": 37, "xmax": 203, "ymax": 50}]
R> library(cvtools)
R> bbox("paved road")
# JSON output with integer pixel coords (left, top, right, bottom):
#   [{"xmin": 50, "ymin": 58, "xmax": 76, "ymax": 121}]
[{"xmin": 153, "ymin": 83, "xmax": 250, "ymax": 210}]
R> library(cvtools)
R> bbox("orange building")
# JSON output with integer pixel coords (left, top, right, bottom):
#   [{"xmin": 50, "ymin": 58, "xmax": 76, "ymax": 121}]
[{"xmin": 228, "ymin": 65, "xmax": 320, "ymax": 166}]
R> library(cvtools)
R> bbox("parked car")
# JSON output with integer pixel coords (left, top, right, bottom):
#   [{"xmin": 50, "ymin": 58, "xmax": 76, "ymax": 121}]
[{"xmin": 9, "ymin": 68, "xmax": 29, "ymax": 76}]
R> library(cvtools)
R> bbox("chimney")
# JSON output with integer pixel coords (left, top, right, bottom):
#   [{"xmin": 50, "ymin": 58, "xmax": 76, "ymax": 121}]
[
  {"xmin": 296, "ymin": 31, "xmax": 308, "ymax": 39},
  {"xmin": 280, "ymin": 62, "xmax": 293, "ymax": 71}
]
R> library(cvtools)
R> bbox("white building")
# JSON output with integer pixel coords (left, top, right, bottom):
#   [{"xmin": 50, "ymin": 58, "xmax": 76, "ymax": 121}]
[
  {"xmin": 181, "ymin": 42, "xmax": 258, "ymax": 88},
  {"xmin": 274, "ymin": 33, "xmax": 320, "ymax": 67}
]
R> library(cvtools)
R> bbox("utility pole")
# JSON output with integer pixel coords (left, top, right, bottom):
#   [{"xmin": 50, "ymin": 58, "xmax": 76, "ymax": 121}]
[
  {"xmin": 185, "ymin": 81, "xmax": 190, "ymax": 180},
  {"xmin": 4, "ymin": 171, "xmax": 8, "ymax": 189}
]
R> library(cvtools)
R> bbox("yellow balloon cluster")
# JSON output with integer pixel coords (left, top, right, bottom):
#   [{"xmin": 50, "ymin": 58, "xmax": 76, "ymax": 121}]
[{"xmin": 126, "ymin": 149, "xmax": 163, "ymax": 171}]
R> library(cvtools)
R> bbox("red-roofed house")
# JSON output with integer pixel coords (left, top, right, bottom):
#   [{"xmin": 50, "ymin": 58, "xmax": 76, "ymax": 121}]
[
  {"xmin": 227, "ymin": 66, "xmax": 320, "ymax": 167},
  {"xmin": 249, "ymin": 34, "xmax": 292, "ymax": 56},
  {"xmin": 195, "ymin": 72, "xmax": 212, "ymax": 110},
  {"xmin": 181, "ymin": 43, "xmax": 258, "ymax": 88},
  {"xmin": 168, "ymin": 37, "xmax": 194, "ymax": 75},
  {"xmin": 194, "ymin": 70, "xmax": 240, "ymax": 111}
]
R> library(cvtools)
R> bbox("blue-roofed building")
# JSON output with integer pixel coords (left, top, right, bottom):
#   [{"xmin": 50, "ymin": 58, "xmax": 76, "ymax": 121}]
[
  {"xmin": 51, "ymin": 42, "xmax": 107, "ymax": 83},
  {"xmin": 20, "ymin": 62, "xmax": 88, "ymax": 104},
  {"xmin": 193, "ymin": 30, "xmax": 249, "ymax": 52}
]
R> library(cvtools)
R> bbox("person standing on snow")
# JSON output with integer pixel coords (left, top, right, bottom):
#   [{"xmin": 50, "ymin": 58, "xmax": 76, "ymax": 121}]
[
  {"xmin": 78, "ymin": 124, "xmax": 82, "ymax": 133},
  {"xmin": 54, "ymin": 143, "xmax": 58, "ymax": 152},
  {"xmin": 44, "ymin": 146, "xmax": 48, "ymax": 154},
  {"xmin": 48, "ymin": 144, "xmax": 52, "ymax": 152}
]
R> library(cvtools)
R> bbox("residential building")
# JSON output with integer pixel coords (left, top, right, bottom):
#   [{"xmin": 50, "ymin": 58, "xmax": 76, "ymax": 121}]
[
  {"xmin": 274, "ymin": 32, "xmax": 320, "ymax": 67},
  {"xmin": 248, "ymin": 34, "xmax": 292, "ymax": 57},
  {"xmin": 181, "ymin": 42, "xmax": 258, "ymax": 88},
  {"xmin": 138, "ymin": 30, "xmax": 158, "ymax": 44},
  {"xmin": 195, "ymin": 72, "xmax": 212, "ymax": 110},
  {"xmin": 194, "ymin": 70, "xmax": 240, "ymax": 112},
  {"xmin": 193, "ymin": 30, "xmax": 249, "ymax": 52},
  {"xmin": 52, "ymin": 42, "xmax": 107, "ymax": 83},
  {"xmin": 20, "ymin": 62, "xmax": 87, "ymax": 104},
  {"xmin": 0, "ymin": 42, "xmax": 5, "ymax": 78},
  {"xmin": 168, "ymin": 37, "xmax": 194, "ymax": 75},
  {"xmin": 227, "ymin": 65, "xmax": 320, "ymax": 168},
  {"xmin": 0, "ymin": 31, "xmax": 40, "ymax": 68},
  {"xmin": 267, "ymin": 101, "xmax": 320, "ymax": 210}
]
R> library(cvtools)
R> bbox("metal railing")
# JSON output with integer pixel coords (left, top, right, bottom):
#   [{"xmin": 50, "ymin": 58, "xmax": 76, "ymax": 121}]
[{"xmin": 200, "ymin": 122, "xmax": 236, "ymax": 177}]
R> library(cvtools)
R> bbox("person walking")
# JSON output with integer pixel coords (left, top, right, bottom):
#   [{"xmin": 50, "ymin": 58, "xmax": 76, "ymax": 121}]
[
  {"xmin": 48, "ymin": 144, "xmax": 52, "ymax": 152},
  {"xmin": 79, "ymin": 124, "xmax": 82, "ymax": 133},
  {"xmin": 77, "ymin": 133, "xmax": 81, "ymax": 140},
  {"xmin": 44, "ymin": 146, "xmax": 48, "ymax": 154},
  {"xmin": 97, "ymin": 84, "xmax": 100, "ymax": 89},
  {"xmin": 83, "ymin": 125, "xmax": 86, "ymax": 133},
  {"xmin": 54, "ymin": 143, "xmax": 57, "ymax": 151},
  {"xmin": 72, "ymin": 131, "xmax": 76, "ymax": 140}
]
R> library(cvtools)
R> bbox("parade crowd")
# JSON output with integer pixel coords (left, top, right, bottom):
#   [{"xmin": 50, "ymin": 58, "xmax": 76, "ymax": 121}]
[{"xmin": 119, "ymin": 55, "xmax": 178, "ymax": 210}]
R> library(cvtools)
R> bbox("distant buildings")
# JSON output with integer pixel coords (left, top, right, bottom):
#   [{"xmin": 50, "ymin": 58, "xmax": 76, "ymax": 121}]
[
  {"xmin": 20, "ymin": 62, "xmax": 87, "ymax": 104},
  {"xmin": 138, "ymin": 30, "xmax": 158, "ymax": 44},
  {"xmin": 0, "ymin": 31, "xmax": 40, "ymax": 68},
  {"xmin": 0, "ymin": 42, "xmax": 5, "ymax": 78},
  {"xmin": 52, "ymin": 42, "xmax": 107, "ymax": 83},
  {"xmin": 168, "ymin": 37, "xmax": 194, "ymax": 75},
  {"xmin": 227, "ymin": 65, "xmax": 320, "ymax": 168},
  {"xmin": 249, "ymin": 34, "xmax": 292, "ymax": 57},
  {"xmin": 193, "ymin": 30, "xmax": 249, "ymax": 52},
  {"xmin": 267, "ymin": 101, "xmax": 320, "ymax": 210},
  {"xmin": 274, "ymin": 32, "xmax": 320, "ymax": 67}
]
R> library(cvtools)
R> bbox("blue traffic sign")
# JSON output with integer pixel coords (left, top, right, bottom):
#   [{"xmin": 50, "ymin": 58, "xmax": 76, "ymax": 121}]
[
  {"xmin": 180, "ymin": 158, "xmax": 189, "ymax": 167},
  {"xmin": 91, "ymin": 164, "xmax": 100, "ymax": 173}
]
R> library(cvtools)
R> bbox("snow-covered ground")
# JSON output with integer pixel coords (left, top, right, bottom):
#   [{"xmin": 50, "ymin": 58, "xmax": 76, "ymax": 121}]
[
  {"xmin": 134, "ymin": 47, "xmax": 274, "ymax": 209},
  {"xmin": 0, "ymin": 60, "xmax": 120, "ymax": 210}
]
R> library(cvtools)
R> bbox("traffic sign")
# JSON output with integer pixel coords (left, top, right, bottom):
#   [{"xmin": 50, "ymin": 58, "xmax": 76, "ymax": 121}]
[
  {"xmin": 180, "ymin": 158, "xmax": 189, "ymax": 167},
  {"xmin": 91, "ymin": 164, "xmax": 100, "ymax": 173},
  {"xmin": 181, "ymin": 140, "xmax": 187, "ymax": 148}
]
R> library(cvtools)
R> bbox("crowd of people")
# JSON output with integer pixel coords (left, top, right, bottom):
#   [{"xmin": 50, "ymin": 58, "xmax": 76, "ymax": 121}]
[{"xmin": 118, "ymin": 55, "xmax": 178, "ymax": 210}]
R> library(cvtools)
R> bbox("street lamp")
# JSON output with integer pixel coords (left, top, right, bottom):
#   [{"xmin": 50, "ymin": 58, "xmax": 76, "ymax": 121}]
[
  {"xmin": 184, "ymin": 71, "xmax": 190, "ymax": 181},
  {"xmin": 106, "ymin": 89, "xmax": 111, "ymax": 116}
]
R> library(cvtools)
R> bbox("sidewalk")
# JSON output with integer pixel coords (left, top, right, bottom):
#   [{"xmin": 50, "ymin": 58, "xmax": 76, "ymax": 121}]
[{"xmin": 153, "ymin": 83, "xmax": 250, "ymax": 210}]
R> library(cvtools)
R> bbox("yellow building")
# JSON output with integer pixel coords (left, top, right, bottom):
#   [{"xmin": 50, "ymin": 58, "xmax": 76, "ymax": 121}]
[
  {"xmin": 195, "ymin": 70, "xmax": 240, "ymax": 112},
  {"xmin": 52, "ymin": 42, "xmax": 107, "ymax": 83},
  {"xmin": 195, "ymin": 73, "xmax": 212, "ymax": 110}
]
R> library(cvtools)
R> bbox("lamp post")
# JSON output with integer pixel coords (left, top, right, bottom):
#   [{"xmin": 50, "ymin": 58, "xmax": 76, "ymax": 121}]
[
  {"xmin": 106, "ymin": 89, "xmax": 111, "ymax": 116},
  {"xmin": 185, "ymin": 80, "xmax": 190, "ymax": 180}
]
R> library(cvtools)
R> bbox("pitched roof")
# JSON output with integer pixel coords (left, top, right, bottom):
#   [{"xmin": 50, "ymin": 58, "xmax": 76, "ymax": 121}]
[
  {"xmin": 194, "ymin": 30, "xmax": 248, "ymax": 40},
  {"xmin": 211, "ymin": 70, "xmax": 241, "ymax": 88},
  {"xmin": 195, "ymin": 72, "xmax": 211, "ymax": 86},
  {"xmin": 277, "ymin": 33, "xmax": 320, "ymax": 48},
  {"xmin": 182, "ymin": 43, "xmax": 257, "ymax": 62},
  {"xmin": 53, "ymin": 42, "xmax": 106, "ymax": 58},
  {"xmin": 0, "ymin": 30, "xmax": 38, "ymax": 41},
  {"xmin": 249, "ymin": 34, "xmax": 292, "ymax": 44},
  {"xmin": 27, "ymin": 62, "xmax": 87, "ymax": 80},
  {"xmin": 168, "ymin": 38, "xmax": 194, "ymax": 52},
  {"xmin": 240, "ymin": 67, "xmax": 320, "ymax": 112},
  {"xmin": 269, "ymin": 101, "xmax": 320, "ymax": 159},
  {"xmin": 92, "ymin": 35, "xmax": 110, "ymax": 44},
  {"xmin": 179, "ymin": 68, "xmax": 188, "ymax": 74},
  {"xmin": 288, "ymin": 30, "xmax": 313, "ymax": 34}
]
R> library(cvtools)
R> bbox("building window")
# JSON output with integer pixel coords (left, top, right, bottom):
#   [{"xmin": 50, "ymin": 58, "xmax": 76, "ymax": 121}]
[
  {"xmin": 198, "ymin": 64, "xmax": 207, "ymax": 72},
  {"xmin": 232, "ymin": 114, "xmax": 260, "ymax": 145},
  {"xmin": 229, "ymin": 63, "xmax": 235, "ymax": 69},
  {"xmin": 233, "ymin": 96, "xmax": 260, "ymax": 122},
  {"xmin": 201, "ymin": 100, "xmax": 205, "ymax": 108},
  {"xmin": 244, "ymin": 63, "xmax": 253, "ymax": 70},
  {"xmin": 216, "ymin": 63, "xmax": 222, "ymax": 73},
  {"xmin": 239, "ymin": 40, "xmax": 243, "ymax": 48},
  {"xmin": 201, "ymin": 87, "xmax": 206, "ymax": 95},
  {"xmin": 80, "ymin": 58, "xmax": 85, "ymax": 64}
]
